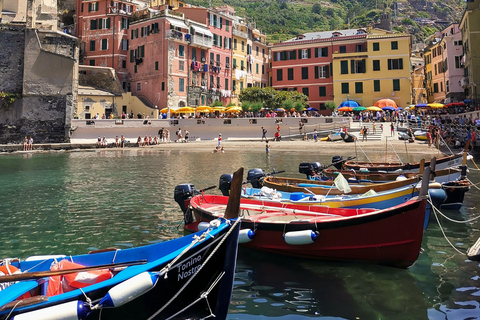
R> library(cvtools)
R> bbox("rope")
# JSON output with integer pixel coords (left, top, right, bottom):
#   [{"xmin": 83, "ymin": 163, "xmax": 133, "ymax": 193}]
[
  {"xmin": 4, "ymin": 300, "xmax": 22, "ymax": 320},
  {"xmin": 428, "ymin": 199, "xmax": 465, "ymax": 255},
  {"xmin": 146, "ymin": 218, "xmax": 241, "ymax": 320},
  {"xmin": 466, "ymin": 178, "xmax": 480, "ymax": 190},
  {"xmin": 389, "ymin": 140, "xmax": 403, "ymax": 164}
]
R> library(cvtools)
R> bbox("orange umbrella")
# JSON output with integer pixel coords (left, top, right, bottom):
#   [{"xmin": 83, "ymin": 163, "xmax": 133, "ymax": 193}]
[
  {"xmin": 374, "ymin": 99, "xmax": 397, "ymax": 109},
  {"xmin": 338, "ymin": 106, "xmax": 353, "ymax": 112}
]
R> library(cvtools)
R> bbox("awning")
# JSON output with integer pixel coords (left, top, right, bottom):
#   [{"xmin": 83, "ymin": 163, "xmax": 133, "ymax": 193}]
[
  {"xmin": 166, "ymin": 18, "xmax": 188, "ymax": 30},
  {"xmin": 191, "ymin": 25, "xmax": 213, "ymax": 38}
]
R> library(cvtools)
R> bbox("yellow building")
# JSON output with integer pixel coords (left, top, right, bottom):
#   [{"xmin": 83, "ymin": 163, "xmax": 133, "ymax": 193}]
[
  {"xmin": 231, "ymin": 17, "xmax": 248, "ymax": 103},
  {"xmin": 149, "ymin": 0, "xmax": 187, "ymax": 9},
  {"xmin": 459, "ymin": 0, "xmax": 480, "ymax": 106},
  {"xmin": 332, "ymin": 29, "xmax": 412, "ymax": 108},
  {"xmin": 424, "ymin": 50, "xmax": 433, "ymax": 103},
  {"xmin": 250, "ymin": 27, "xmax": 269, "ymax": 89}
]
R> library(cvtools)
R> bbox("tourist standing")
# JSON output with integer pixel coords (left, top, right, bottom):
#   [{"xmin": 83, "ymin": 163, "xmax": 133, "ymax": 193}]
[
  {"xmin": 184, "ymin": 130, "xmax": 189, "ymax": 143},
  {"xmin": 261, "ymin": 127, "xmax": 267, "ymax": 141},
  {"xmin": 218, "ymin": 133, "xmax": 222, "ymax": 147},
  {"xmin": 265, "ymin": 140, "xmax": 270, "ymax": 153},
  {"xmin": 390, "ymin": 122, "xmax": 395, "ymax": 137},
  {"xmin": 313, "ymin": 129, "xmax": 318, "ymax": 142}
]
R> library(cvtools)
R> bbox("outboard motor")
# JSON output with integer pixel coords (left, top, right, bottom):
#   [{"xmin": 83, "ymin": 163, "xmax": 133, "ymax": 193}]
[
  {"xmin": 218, "ymin": 173, "xmax": 233, "ymax": 196},
  {"xmin": 331, "ymin": 156, "xmax": 344, "ymax": 170},
  {"xmin": 247, "ymin": 168, "xmax": 265, "ymax": 188},
  {"xmin": 174, "ymin": 183, "xmax": 196, "ymax": 214},
  {"xmin": 299, "ymin": 162, "xmax": 322, "ymax": 179}
]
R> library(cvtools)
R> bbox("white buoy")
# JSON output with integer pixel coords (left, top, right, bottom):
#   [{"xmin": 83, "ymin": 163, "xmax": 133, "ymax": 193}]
[
  {"xmin": 12, "ymin": 301, "xmax": 89, "ymax": 320},
  {"xmin": 197, "ymin": 222, "xmax": 211, "ymax": 231},
  {"xmin": 467, "ymin": 237, "xmax": 480, "ymax": 261},
  {"xmin": 284, "ymin": 230, "xmax": 319, "ymax": 245},
  {"xmin": 98, "ymin": 272, "xmax": 158, "ymax": 308},
  {"xmin": 238, "ymin": 229, "xmax": 255, "ymax": 243}
]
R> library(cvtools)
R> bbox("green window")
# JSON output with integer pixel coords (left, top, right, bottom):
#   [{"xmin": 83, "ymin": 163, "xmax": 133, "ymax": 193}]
[
  {"xmin": 373, "ymin": 60, "xmax": 380, "ymax": 71},
  {"xmin": 340, "ymin": 60, "xmax": 348, "ymax": 74},
  {"xmin": 179, "ymin": 78, "xmax": 184, "ymax": 92},
  {"xmin": 101, "ymin": 39, "xmax": 107, "ymax": 50},
  {"xmin": 391, "ymin": 41, "xmax": 398, "ymax": 50},
  {"xmin": 393, "ymin": 79, "xmax": 400, "ymax": 91},
  {"xmin": 341, "ymin": 83, "xmax": 349, "ymax": 94},
  {"xmin": 179, "ymin": 45, "xmax": 184, "ymax": 57},
  {"xmin": 374, "ymin": 80, "xmax": 380, "ymax": 92},
  {"xmin": 355, "ymin": 82, "xmax": 363, "ymax": 94},
  {"xmin": 89, "ymin": 59, "xmax": 95, "ymax": 66},
  {"xmin": 319, "ymin": 86, "xmax": 326, "ymax": 97},
  {"xmin": 373, "ymin": 42, "xmax": 379, "ymax": 51},
  {"xmin": 134, "ymin": 65, "xmax": 137, "ymax": 73}
]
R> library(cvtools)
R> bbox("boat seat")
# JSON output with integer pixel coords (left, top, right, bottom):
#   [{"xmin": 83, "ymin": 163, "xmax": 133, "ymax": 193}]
[{"xmin": 0, "ymin": 280, "xmax": 38, "ymax": 306}]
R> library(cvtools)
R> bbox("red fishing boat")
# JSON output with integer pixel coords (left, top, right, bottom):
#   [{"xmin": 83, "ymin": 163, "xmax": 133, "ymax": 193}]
[{"xmin": 177, "ymin": 169, "xmax": 431, "ymax": 268}]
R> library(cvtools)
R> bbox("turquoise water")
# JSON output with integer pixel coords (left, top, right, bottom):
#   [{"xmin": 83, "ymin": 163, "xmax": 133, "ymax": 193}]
[{"xmin": 0, "ymin": 149, "xmax": 479, "ymax": 319}]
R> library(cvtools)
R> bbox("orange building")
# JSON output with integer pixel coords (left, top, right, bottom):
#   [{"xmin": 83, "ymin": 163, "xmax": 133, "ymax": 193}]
[{"xmin": 76, "ymin": 0, "xmax": 137, "ymax": 91}]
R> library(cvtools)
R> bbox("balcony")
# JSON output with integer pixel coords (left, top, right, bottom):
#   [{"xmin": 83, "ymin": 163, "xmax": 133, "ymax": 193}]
[
  {"xmin": 166, "ymin": 29, "xmax": 184, "ymax": 41},
  {"xmin": 233, "ymin": 29, "xmax": 248, "ymax": 39},
  {"xmin": 190, "ymin": 34, "xmax": 213, "ymax": 49}
]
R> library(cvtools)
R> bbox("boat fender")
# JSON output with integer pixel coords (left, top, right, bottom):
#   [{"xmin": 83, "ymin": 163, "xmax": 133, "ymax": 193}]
[
  {"xmin": 395, "ymin": 175, "xmax": 407, "ymax": 181},
  {"xmin": 284, "ymin": 230, "xmax": 319, "ymax": 245},
  {"xmin": 12, "ymin": 300, "xmax": 89, "ymax": 320},
  {"xmin": 466, "ymin": 237, "xmax": 480, "ymax": 261},
  {"xmin": 98, "ymin": 272, "xmax": 158, "ymax": 308},
  {"xmin": 198, "ymin": 222, "xmax": 211, "ymax": 231},
  {"xmin": 238, "ymin": 229, "xmax": 255, "ymax": 243},
  {"xmin": 428, "ymin": 188, "xmax": 447, "ymax": 208},
  {"xmin": 428, "ymin": 182, "xmax": 442, "ymax": 189}
]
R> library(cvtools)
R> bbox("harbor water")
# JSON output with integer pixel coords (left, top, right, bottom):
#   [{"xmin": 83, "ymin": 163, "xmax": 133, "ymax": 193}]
[{"xmin": 0, "ymin": 148, "xmax": 479, "ymax": 319}]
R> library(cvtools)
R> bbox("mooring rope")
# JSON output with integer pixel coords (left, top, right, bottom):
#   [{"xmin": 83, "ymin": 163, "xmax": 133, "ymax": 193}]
[
  {"xmin": 146, "ymin": 218, "xmax": 241, "ymax": 320},
  {"xmin": 427, "ymin": 199, "xmax": 480, "ymax": 255}
]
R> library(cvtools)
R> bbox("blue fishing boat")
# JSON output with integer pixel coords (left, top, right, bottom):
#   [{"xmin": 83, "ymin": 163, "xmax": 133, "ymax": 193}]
[{"xmin": 0, "ymin": 168, "xmax": 245, "ymax": 320}]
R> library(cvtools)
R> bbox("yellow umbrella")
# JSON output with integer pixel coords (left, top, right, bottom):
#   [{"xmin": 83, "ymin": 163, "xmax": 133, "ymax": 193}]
[
  {"xmin": 159, "ymin": 108, "xmax": 169, "ymax": 114},
  {"xmin": 176, "ymin": 106, "xmax": 195, "ymax": 113},
  {"xmin": 196, "ymin": 106, "xmax": 213, "ymax": 113},
  {"xmin": 427, "ymin": 103, "xmax": 444, "ymax": 109},
  {"xmin": 225, "ymin": 106, "xmax": 243, "ymax": 113},
  {"xmin": 212, "ymin": 106, "xmax": 226, "ymax": 112},
  {"xmin": 366, "ymin": 106, "xmax": 382, "ymax": 111}
]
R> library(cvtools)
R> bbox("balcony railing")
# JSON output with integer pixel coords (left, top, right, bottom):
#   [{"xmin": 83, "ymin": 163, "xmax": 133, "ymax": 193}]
[
  {"xmin": 233, "ymin": 29, "xmax": 248, "ymax": 38},
  {"xmin": 166, "ymin": 29, "xmax": 184, "ymax": 41},
  {"xmin": 190, "ymin": 35, "xmax": 213, "ymax": 48}
]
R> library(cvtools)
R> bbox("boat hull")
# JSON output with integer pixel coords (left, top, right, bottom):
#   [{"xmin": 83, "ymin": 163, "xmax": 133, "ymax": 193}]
[
  {"xmin": 0, "ymin": 222, "xmax": 240, "ymax": 320},
  {"xmin": 342, "ymin": 154, "xmax": 463, "ymax": 173},
  {"xmin": 188, "ymin": 196, "xmax": 426, "ymax": 268}
]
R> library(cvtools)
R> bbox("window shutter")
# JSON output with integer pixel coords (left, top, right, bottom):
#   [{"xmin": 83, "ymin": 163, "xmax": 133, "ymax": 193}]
[
  {"xmin": 399, "ymin": 58, "xmax": 403, "ymax": 69},
  {"xmin": 330, "ymin": 62, "xmax": 333, "ymax": 76},
  {"xmin": 315, "ymin": 48, "xmax": 318, "ymax": 58},
  {"xmin": 325, "ymin": 65, "xmax": 329, "ymax": 78},
  {"xmin": 298, "ymin": 49, "xmax": 302, "ymax": 59},
  {"xmin": 220, "ymin": 18, "xmax": 223, "ymax": 28},
  {"xmin": 98, "ymin": 19, "xmax": 103, "ymax": 29},
  {"xmin": 307, "ymin": 49, "xmax": 311, "ymax": 58},
  {"xmin": 323, "ymin": 47, "xmax": 328, "ymax": 57},
  {"xmin": 141, "ymin": 27, "xmax": 144, "ymax": 37},
  {"xmin": 88, "ymin": 3, "xmax": 92, "ymax": 12},
  {"xmin": 106, "ymin": 18, "xmax": 111, "ymax": 29},
  {"xmin": 362, "ymin": 59, "xmax": 366, "ymax": 73},
  {"xmin": 291, "ymin": 50, "xmax": 296, "ymax": 59},
  {"xmin": 351, "ymin": 60, "xmax": 355, "ymax": 73}
]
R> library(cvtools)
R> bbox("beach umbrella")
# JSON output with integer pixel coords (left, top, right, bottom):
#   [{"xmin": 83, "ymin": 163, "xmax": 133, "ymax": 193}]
[
  {"xmin": 338, "ymin": 100, "xmax": 360, "ymax": 108},
  {"xmin": 225, "ymin": 106, "xmax": 243, "ymax": 113},
  {"xmin": 176, "ymin": 106, "xmax": 195, "ymax": 113},
  {"xmin": 338, "ymin": 106, "xmax": 353, "ymax": 112},
  {"xmin": 352, "ymin": 106, "xmax": 366, "ymax": 112},
  {"xmin": 159, "ymin": 107, "xmax": 169, "ymax": 114},
  {"xmin": 445, "ymin": 102, "xmax": 466, "ymax": 107},
  {"xmin": 367, "ymin": 106, "xmax": 382, "ymax": 111},
  {"xmin": 427, "ymin": 102, "xmax": 444, "ymax": 109},
  {"xmin": 212, "ymin": 106, "xmax": 226, "ymax": 112},
  {"xmin": 382, "ymin": 106, "xmax": 396, "ymax": 111},
  {"xmin": 415, "ymin": 103, "xmax": 428, "ymax": 108},
  {"xmin": 196, "ymin": 106, "xmax": 213, "ymax": 113},
  {"xmin": 374, "ymin": 98, "xmax": 397, "ymax": 109},
  {"xmin": 275, "ymin": 108, "xmax": 286, "ymax": 112},
  {"xmin": 307, "ymin": 107, "xmax": 319, "ymax": 111}
]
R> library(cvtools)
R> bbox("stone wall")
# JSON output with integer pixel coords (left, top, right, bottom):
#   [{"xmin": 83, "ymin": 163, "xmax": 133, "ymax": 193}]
[{"xmin": 0, "ymin": 25, "xmax": 25, "ymax": 94}]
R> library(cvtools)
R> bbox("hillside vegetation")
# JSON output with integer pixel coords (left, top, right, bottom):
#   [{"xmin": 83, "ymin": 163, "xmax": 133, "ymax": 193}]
[{"xmin": 187, "ymin": 0, "xmax": 466, "ymax": 43}]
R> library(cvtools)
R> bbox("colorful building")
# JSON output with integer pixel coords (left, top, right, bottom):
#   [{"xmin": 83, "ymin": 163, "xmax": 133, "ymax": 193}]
[
  {"xmin": 459, "ymin": 0, "xmax": 480, "ymax": 107},
  {"xmin": 424, "ymin": 24, "xmax": 464, "ymax": 104},
  {"xmin": 272, "ymin": 28, "xmax": 412, "ymax": 113},
  {"xmin": 76, "ymin": 0, "xmax": 136, "ymax": 91}
]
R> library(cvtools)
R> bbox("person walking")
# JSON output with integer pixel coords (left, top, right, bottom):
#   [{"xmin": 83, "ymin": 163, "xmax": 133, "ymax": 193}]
[
  {"xmin": 218, "ymin": 133, "xmax": 222, "ymax": 147},
  {"xmin": 362, "ymin": 126, "xmax": 368, "ymax": 142},
  {"xmin": 390, "ymin": 122, "xmax": 395, "ymax": 137},
  {"xmin": 261, "ymin": 127, "xmax": 267, "ymax": 141}
]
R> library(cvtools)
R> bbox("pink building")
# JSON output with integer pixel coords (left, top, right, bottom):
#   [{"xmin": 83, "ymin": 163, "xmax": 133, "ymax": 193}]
[
  {"xmin": 426, "ymin": 24, "xmax": 464, "ymax": 103},
  {"xmin": 76, "ymin": 0, "xmax": 136, "ymax": 91},
  {"xmin": 127, "ymin": 7, "xmax": 193, "ymax": 110},
  {"xmin": 177, "ymin": 5, "xmax": 234, "ymax": 106}
]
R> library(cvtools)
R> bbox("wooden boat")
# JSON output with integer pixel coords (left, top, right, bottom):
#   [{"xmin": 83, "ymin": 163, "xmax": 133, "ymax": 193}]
[
  {"xmin": 262, "ymin": 174, "xmax": 421, "ymax": 196},
  {"xmin": 414, "ymin": 130, "xmax": 428, "ymax": 140},
  {"xmin": 180, "ymin": 169, "xmax": 431, "ymax": 268},
  {"xmin": 341, "ymin": 132, "xmax": 356, "ymax": 143},
  {"xmin": 0, "ymin": 168, "xmax": 245, "ymax": 320},
  {"xmin": 327, "ymin": 132, "xmax": 343, "ymax": 141},
  {"xmin": 342, "ymin": 153, "xmax": 464, "ymax": 172}
]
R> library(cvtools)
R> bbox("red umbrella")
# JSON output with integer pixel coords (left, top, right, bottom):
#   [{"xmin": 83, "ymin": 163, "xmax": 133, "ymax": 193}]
[
  {"xmin": 374, "ymin": 99, "xmax": 397, "ymax": 109},
  {"xmin": 338, "ymin": 106, "xmax": 353, "ymax": 112}
]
